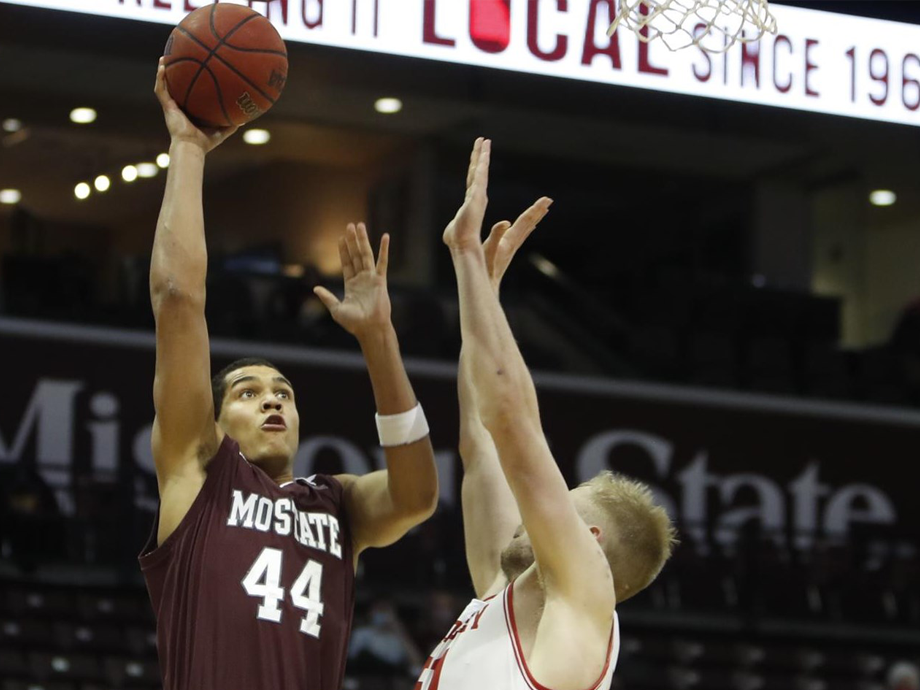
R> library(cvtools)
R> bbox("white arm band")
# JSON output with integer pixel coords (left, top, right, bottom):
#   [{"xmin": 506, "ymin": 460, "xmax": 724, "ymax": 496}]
[{"xmin": 375, "ymin": 403, "xmax": 429, "ymax": 447}]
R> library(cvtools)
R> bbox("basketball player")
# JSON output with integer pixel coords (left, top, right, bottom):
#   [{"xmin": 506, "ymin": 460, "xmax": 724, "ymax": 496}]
[
  {"xmin": 140, "ymin": 59, "xmax": 438, "ymax": 690},
  {"xmin": 416, "ymin": 138, "xmax": 677, "ymax": 690}
]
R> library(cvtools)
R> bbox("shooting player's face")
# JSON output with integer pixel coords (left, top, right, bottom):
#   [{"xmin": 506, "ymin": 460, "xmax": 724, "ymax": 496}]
[{"xmin": 219, "ymin": 366, "xmax": 300, "ymax": 466}]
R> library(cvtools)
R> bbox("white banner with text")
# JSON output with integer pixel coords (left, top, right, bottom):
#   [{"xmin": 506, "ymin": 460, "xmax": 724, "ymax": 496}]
[{"xmin": 3, "ymin": 0, "xmax": 920, "ymax": 125}]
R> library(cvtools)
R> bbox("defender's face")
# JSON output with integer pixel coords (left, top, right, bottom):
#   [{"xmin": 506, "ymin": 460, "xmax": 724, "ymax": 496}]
[
  {"xmin": 499, "ymin": 486, "xmax": 603, "ymax": 579},
  {"xmin": 218, "ymin": 366, "xmax": 300, "ymax": 464}
]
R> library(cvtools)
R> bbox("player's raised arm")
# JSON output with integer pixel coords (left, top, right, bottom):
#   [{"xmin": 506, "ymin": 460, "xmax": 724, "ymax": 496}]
[
  {"xmin": 313, "ymin": 224, "xmax": 438, "ymax": 564},
  {"xmin": 444, "ymin": 140, "xmax": 616, "ymax": 619},
  {"xmin": 457, "ymin": 204, "xmax": 548, "ymax": 599},
  {"xmin": 149, "ymin": 59, "xmax": 237, "ymax": 527}
]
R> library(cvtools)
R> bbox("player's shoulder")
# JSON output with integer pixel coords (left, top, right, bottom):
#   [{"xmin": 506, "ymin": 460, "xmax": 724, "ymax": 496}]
[{"xmin": 285, "ymin": 473, "xmax": 346, "ymax": 497}]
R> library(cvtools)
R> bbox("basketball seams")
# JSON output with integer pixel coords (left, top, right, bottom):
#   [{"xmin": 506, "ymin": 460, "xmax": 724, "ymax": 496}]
[
  {"xmin": 220, "ymin": 44, "xmax": 288, "ymax": 58},
  {"xmin": 200, "ymin": 63, "xmax": 233, "ymax": 127},
  {"xmin": 209, "ymin": 53, "xmax": 278, "ymax": 106}
]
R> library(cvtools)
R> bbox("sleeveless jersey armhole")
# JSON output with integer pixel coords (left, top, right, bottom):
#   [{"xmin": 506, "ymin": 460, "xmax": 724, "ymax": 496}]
[
  {"xmin": 504, "ymin": 581, "xmax": 619, "ymax": 690},
  {"xmin": 138, "ymin": 434, "xmax": 241, "ymax": 570}
]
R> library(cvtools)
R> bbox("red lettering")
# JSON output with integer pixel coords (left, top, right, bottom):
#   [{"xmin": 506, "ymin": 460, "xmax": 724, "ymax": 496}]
[
  {"xmin": 153, "ymin": 0, "xmax": 171, "ymax": 8},
  {"xmin": 582, "ymin": 0, "xmax": 621, "ymax": 69},
  {"xmin": 424, "ymin": 0, "xmax": 456, "ymax": 47},
  {"xmin": 805, "ymin": 38, "xmax": 819, "ymax": 97},
  {"xmin": 470, "ymin": 0, "xmax": 511, "ymax": 54},
  {"xmin": 773, "ymin": 35, "xmax": 792, "ymax": 93},
  {"xmin": 185, "ymin": 0, "xmax": 204, "ymax": 11},
  {"xmin": 527, "ymin": 0, "xmax": 567, "ymax": 62},
  {"xmin": 691, "ymin": 24, "xmax": 711, "ymax": 82},
  {"xmin": 302, "ymin": 0, "xmax": 322, "ymax": 29},
  {"xmin": 471, "ymin": 604, "xmax": 490, "ymax": 630},
  {"xmin": 741, "ymin": 40, "xmax": 760, "ymax": 88}
]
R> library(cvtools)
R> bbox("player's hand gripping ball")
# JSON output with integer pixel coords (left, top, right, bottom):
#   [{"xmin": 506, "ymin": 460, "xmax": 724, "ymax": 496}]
[{"xmin": 163, "ymin": 4, "xmax": 288, "ymax": 127}]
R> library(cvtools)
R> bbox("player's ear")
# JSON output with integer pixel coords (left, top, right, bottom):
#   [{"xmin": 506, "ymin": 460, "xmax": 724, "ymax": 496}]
[{"xmin": 589, "ymin": 525, "xmax": 602, "ymax": 541}]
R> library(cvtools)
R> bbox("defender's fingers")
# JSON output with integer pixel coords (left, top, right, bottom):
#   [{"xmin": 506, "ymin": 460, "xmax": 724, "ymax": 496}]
[
  {"xmin": 466, "ymin": 137, "xmax": 484, "ymax": 191},
  {"xmin": 470, "ymin": 139, "xmax": 491, "ymax": 203},
  {"xmin": 506, "ymin": 197, "xmax": 552, "ymax": 246},
  {"xmin": 485, "ymin": 221, "xmax": 512, "ymax": 265}
]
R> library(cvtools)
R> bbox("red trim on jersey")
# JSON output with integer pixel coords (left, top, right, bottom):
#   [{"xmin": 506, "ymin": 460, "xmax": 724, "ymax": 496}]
[{"xmin": 503, "ymin": 581, "xmax": 616, "ymax": 690}]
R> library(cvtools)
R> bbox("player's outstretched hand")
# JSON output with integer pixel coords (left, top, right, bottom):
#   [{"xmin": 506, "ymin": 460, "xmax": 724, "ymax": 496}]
[
  {"xmin": 314, "ymin": 223, "xmax": 392, "ymax": 340},
  {"xmin": 154, "ymin": 57, "xmax": 238, "ymax": 153},
  {"xmin": 483, "ymin": 196, "xmax": 552, "ymax": 295},
  {"xmin": 443, "ymin": 137, "xmax": 492, "ymax": 254}
]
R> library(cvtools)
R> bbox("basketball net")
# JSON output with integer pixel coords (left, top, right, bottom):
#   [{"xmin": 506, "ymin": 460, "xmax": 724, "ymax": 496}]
[{"xmin": 608, "ymin": 0, "xmax": 777, "ymax": 53}]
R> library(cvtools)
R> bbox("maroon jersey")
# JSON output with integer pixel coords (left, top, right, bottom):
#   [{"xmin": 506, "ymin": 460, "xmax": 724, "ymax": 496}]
[{"xmin": 139, "ymin": 435, "xmax": 355, "ymax": 690}]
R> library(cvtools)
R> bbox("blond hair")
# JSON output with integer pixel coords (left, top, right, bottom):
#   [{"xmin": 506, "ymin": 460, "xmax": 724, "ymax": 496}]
[{"xmin": 581, "ymin": 471, "xmax": 678, "ymax": 601}]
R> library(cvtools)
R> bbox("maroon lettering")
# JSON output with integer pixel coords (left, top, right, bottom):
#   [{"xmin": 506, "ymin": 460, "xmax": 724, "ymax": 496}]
[
  {"xmin": 302, "ymin": 0, "xmax": 322, "ymax": 29},
  {"xmin": 423, "ymin": 0, "xmax": 456, "ymax": 47},
  {"xmin": 903, "ymin": 54, "xmax": 920, "ymax": 111},
  {"xmin": 869, "ymin": 48, "xmax": 889, "ymax": 106},
  {"xmin": 638, "ymin": 40, "xmax": 668, "ymax": 76},
  {"xmin": 691, "ymin": 24, "xmax": 711, "ymax": 82},
  {"xmin": 637, "ymin": 2, "xmax": 667, "ymax": 76},
  {"xmin": 582, "ymin": 0, "xmax": 621, "ymax": 69},
  {"xmin": 846, "ymin": 46, "xmax": 856, "ymax": 102},
  {"xmin": 254, "ymin": 0, "xmax": 288, "ymax": 24},
  {"xmin": 773, "ymin": 35, "xmax": 792, "ymax": 93},
  {"xmin": 805, "ymin": 38, "xmax": 819, "ymax": 97},
  {"xmin": 185, "ymin": 0, "xmax": 204, "ymax": 11},
  {"xmin": 527, "ymin": 0, "xmax": 568, "ymax": 62},
  {"xmin": 741, "ymin": 39, "xmax": 760, "ymax": 88},
  {"xmin": 470, "ymin": 0, "xmax": 511, "ymax": 54},
  {"xmin": 153, "ymin": 0, "xmax": 171, "ymax": 8}
]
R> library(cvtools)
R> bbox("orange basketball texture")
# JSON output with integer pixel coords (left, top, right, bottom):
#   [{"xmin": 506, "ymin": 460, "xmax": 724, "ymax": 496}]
[{"xmin": 163, "ymin": 4, "xmax": 288, "ymax": 127}]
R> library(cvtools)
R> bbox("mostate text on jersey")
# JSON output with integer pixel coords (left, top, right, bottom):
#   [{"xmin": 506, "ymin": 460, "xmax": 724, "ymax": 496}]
[{"xmin": 227, "ymin": 490, "xmax": 342, "ymax": 559}]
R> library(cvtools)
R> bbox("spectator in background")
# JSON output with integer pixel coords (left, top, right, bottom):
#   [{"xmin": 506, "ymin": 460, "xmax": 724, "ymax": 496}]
[
  {"xmin": 888, "ymin": 661, "xmax": 920, "ymax": 690},
  {"xmin": 1, "ymin": 466, "xmax": 61, "ymax": 573},
  {"xmin": 348, "ymin": 600, "xmax": 424, "ymax": 679}
]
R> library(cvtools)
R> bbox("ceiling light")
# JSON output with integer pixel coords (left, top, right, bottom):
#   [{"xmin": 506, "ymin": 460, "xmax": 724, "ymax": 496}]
[
  {"xmin": 374, "ymin": 97, "xmax": 403, "ymax": 114},
  {"xmin": 869, "ymin": 190, "xmax": 896, "ymax": 206},
  {"xmin": 0, "ymin": 189, "xmax": 21, "ymax": 204},
  {"xmin": 156, "ymin": 153, "xmax": 170, "ymax": 168},
  {"xmin": 2, "ymin": 118, "xmax": 22, "ymax": 133},
  {"xmin": 531, "ymin": 255, "xmax": 560, "ymax": 279},
  {"xmin": 122, "ymin": 165, "xmax": 138, "ymax": 182},
  {"xmin": 243, "ymin": 129, "xmax": 271, "ymax": 145},
  {"xmin": 137, "ymin": 162, "xmax": 158, "ymax": 178},
  {"xmin": 70, "ymin": 107, "xmax": 97, "ymax": 124},
  {"xmin": 94, "ymin": 175, "xmax": 111, "ymax": 192},
  {"xmin": 74, "ymin": 182, "xmax": 91, "ymax": 200}
]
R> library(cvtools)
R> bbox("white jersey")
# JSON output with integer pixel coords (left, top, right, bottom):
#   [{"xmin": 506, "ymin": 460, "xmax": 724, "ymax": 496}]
[{"xmin": 415, "ymin": 582, "xmax": 619, "ymax": 690}]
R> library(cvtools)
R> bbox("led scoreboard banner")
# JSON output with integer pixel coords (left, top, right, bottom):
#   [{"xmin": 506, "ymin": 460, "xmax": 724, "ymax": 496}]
[{"xmin": 3, "ymin": 0, "xmax": 920, "ymax": 127}]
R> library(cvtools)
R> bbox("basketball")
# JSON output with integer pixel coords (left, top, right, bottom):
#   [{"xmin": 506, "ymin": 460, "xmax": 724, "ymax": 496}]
[{"xmin": 163, "ymin": 4, "xmax": 288, "ymax": 128}]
